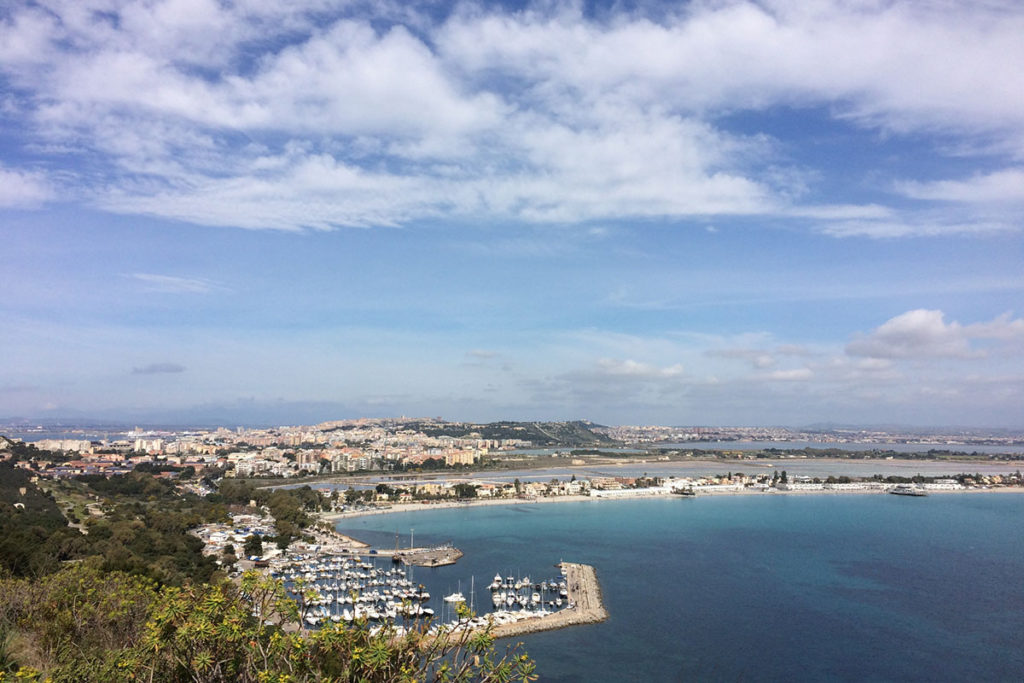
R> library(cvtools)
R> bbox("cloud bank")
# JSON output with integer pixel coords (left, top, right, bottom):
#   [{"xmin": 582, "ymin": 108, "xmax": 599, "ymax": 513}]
[
  {"xmin": 0, "ymin": 1, "xmax": 1021, "ymax": 235},
  {"xmin": 847, "ymin": 309, "xmax": 1024, "ymax": 360}
]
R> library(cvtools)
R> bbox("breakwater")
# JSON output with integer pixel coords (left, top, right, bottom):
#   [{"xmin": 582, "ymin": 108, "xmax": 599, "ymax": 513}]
[{"xmin": 486, "ymin": 562, "xmax": 608, "ymax": 639}]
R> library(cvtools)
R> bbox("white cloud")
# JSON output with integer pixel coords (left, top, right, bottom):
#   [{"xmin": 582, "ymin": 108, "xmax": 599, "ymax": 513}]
[
  {"xmin": 0, "ymin": 165, "xmax": 53, "ymax": 207},
  {"xmin": 1, "ymin": 1, "xmax": 1023, "ymax": 232},
  {"xmin": 897, "ymin": 168, "xmax": 1024, "ymax": 204},
  {"xmin": 103, "ymin": 154, "xmax": 435, "ymax": 230},
  {"xmin": 764, "ymin": 368, "xmax": 813, "ymax": 381},
  {"xmin": 846, "ymin": 309, "xmax": 1024, "ymax": 359},
  {"xmin": 817, "ymin": 218, "xmax": 1015, "ymax": 239},
  {"xmin": 787, "ymin": 204, "xmax": 892, "ymax": 220},
  {"xmin": 854, "ymin": 358, "xmax": 893, "ymax": 372},
  {"xmin": 706, "ymin": 348, "xmax": 776, "ymax": 369},
  {"xmin": 593, "ymin": 358, "xmax": 684, "ymax": 379},
  {"xmin": 440, "ymin": 0, "xmax": 1024, "ymax": 136},
  {"xmin": 706, "ymin": 343, "xmax": 819, "ymax": 370},
  {"xmin": 128, "ymin": 273, "xmax": 217, "ymax": 293}
]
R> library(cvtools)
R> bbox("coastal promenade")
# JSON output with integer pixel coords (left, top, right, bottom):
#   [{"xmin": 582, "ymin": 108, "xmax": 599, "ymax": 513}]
[{"xmin": 486, "ymin": 562, "xmax": 608, "ymax": 639}]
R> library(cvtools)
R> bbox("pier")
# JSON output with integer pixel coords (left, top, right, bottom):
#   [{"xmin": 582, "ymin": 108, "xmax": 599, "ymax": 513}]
[
  {"xmin": 391, "ymin": 543, "xmax": 464, "ymax": 567},
  {"xmin": 485, "ymin": 562, "xmax": 608, "ymax": 639}
]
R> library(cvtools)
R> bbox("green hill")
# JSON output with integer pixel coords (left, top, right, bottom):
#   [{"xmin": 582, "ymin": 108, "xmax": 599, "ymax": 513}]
[{"xmin": 400, "ymin": 419, "xmax": 617, "ymax": 447}]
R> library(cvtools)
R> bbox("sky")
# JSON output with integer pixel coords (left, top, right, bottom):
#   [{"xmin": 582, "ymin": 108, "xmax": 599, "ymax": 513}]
[{"xmin": 2, "ymin": 0, "xmax": 1023, "ymax": 428}]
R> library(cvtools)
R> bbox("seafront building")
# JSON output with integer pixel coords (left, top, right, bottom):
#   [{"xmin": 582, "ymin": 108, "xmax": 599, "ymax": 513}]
[{"xmin": 2, "ymin": 419, "xmax": 1019, "ymax": 497}]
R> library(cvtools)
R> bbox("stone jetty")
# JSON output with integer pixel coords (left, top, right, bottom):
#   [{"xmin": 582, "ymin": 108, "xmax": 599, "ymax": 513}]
[
  {"xmin": 486, "ymin": 562, "xmax": 608, "ymax": 639},
  {"xmin": 394, "ymin": 544, "xmax": 464, "ymax": 567}
]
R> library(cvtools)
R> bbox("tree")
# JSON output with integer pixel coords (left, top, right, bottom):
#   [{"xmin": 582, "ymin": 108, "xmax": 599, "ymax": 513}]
[
  {"xmin": 780, "ymin": 470, "xmax": 788, "ymax": 484},
  {"xmin": 453, "ymin": 483, "xmax": 478, "ymax": 499},
  {"xmin": 243, "ymin": 534, "xmax": 262, "ymax": 557}
]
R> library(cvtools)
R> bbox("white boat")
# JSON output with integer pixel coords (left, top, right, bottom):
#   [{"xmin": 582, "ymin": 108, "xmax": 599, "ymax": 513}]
[{"xmin": 444, "ymin": 592, "xmax": 466, "ymax": 603}]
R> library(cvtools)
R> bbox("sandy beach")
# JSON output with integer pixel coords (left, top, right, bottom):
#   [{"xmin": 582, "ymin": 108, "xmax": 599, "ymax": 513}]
[
  {"xmin": 321, "ymin": 494, "xmax": 597, "ymax": 521},
  {"xmin": 320, "ymin": 485, "xmax": 1024, "ymax": 526}
]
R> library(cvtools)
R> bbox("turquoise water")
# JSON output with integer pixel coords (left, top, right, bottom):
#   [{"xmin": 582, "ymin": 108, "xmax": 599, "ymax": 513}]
[{"xmin": 339, "ymin": 495, "xmax": 1024, "ymax": 681}]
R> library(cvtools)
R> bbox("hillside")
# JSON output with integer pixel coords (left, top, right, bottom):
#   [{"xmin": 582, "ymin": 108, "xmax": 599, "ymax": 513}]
[{"xmin": 399, "ymin": 419, "xmax": 618, "ymax": 447}]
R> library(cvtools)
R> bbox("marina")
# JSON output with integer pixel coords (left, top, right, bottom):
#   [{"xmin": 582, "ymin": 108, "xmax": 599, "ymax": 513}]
[
  {"xmin": 275, "ymin": 554, "xmax": 435, "ymax": 630},
  {"xmin": 487, "ymin": 562, "xmax": 608, "ymax": 639},
  {"xmin": 267, "ymin": 548, "xmax": 607, "ymax": 640}
]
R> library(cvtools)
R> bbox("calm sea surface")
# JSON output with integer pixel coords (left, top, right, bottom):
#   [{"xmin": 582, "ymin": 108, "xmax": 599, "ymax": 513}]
[{"xmin": 339, "ymin": 495, "xmax": 1024, "ymax": 681}]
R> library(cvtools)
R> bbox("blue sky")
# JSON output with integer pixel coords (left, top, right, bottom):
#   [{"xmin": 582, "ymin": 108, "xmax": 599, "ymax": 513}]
[{"xmin": 2, "ymin": 0, "xmax": 1023, "ymax": 427}]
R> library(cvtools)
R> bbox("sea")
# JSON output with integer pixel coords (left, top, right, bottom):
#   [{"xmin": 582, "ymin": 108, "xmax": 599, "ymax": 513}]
[{"xmin": 338, "ymin": 494, "xmax": 1024, "ymax": 681}]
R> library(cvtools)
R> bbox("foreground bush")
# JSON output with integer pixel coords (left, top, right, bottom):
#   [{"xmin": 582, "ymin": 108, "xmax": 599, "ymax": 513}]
[{"xmin": 0, "ymin": 566, "xmax": 535, "ymax": 682}]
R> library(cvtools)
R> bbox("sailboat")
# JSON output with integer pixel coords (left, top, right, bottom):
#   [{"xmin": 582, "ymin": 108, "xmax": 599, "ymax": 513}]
[{"xmin": 443, "ymin": 579, "xmax": 466, "ymax": 604}]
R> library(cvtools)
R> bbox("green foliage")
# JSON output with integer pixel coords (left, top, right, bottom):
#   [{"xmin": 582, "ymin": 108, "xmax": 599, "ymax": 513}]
[
  {"xmin": 79, "ymin": 470, "xmax": 177, "ymax": 498},
  {"xmin": 213, "ymin": 481, "xmax": 326, "ymax": 535},
  {"xmin": 0, "ymin": 440, "xmax": 70, "ymax": 464},
  {"xmin": 452, "ymin": 484, "xmax": 478, "ymax": 499},
  {"xmin": 243, "ymin": 534, "xmax": 263, "ymax": 557},
  {"xmin": 0, "ymin": 568, "xmax": 536, "ymax": 683},
  {"xmin": 0, "ymin": 564, "xmax": 157, "ymax": 680},
  {"xmin": 0, "ymin": 463, "xmax": 84, "ymax": 577},
  {"xmin": 408, "ymin": 458, "xmax": 447, "ymax": 471},
  {"xmin": 403, "ymin": 420, "xmax": 614, "ymax": 447},
  {"xmin": 1, "ymin": 466, "xmax": 223, "ymax": 584},
  {"xmin": 211, "ymin": 479, "xmax": 257, "ymax": 505}
]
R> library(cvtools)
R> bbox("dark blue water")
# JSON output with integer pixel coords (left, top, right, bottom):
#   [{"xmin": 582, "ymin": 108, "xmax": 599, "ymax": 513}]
[{"xmin": 339, "ymin": 495, "xmax": 1024, "ymax": 681}]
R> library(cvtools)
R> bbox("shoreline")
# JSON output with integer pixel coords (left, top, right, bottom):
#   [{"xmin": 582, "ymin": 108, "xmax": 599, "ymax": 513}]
[
  {"xmin": 321, "ymin": 485, "xmax": 1024, "ymax": 524},
  {"xmin": 278, "ymin": 454, "xmax": 1024, "ymax": 489}
]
